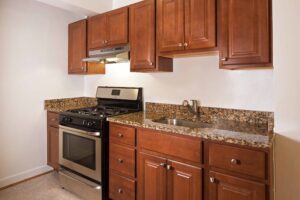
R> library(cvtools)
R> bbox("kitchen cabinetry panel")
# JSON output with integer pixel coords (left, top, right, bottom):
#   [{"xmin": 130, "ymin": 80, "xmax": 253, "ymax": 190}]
[
  {"xmin": 209, "ymin": 171, "xmax": 266, "ymax": 200},
  {"xmin": 88, "ymin": 14, "xmax": 107, "ymax": 50},
  {"xmin": 106, "ymin": 8, "xmax": 129, "ymax": 47},
  {"xmin": 157, "ymin": 0, "xmax": 185, "ymax": 52},
  {"xmin": 68, "ymin": 20, "xmax": 87, "ymax": 74},
  {"xmin": 109, "ymin": 172, "xmax": 135, "ymax": 200},
  {"xmin": 219, "ymin": 0, "xmax": 271, "ymax": 69},
  {"xmin": 130, "ymin": 0, "xmax": 156, "ymax": 70},
  {"xmin": 47, "ymin": 124, "xmax": 59, "ymax": 170},
  {"xmin": 184, "ymin": 0, "xmax": 216, "ymax": 49},
  {"xmin": 168, "ymin": 160, "xmax": 202, "ymax": 200},
  {"xmin": 138, "ymin": 153, "xmax": 167, "ymax": 200}
]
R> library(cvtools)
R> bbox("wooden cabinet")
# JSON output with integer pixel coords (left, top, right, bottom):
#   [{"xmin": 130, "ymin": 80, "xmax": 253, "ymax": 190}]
[
  {"xmin": 68, "ymin": 20, "xmax": 87, "ymax": 74},
  {"xmin": 88, "ymin": 7, "xmax": 128, "ymax": 50},
  {"xmin": 137, "ymin": 128, "xmax": 202, "ymax": 200},
  {"xmin": 138, "ymin": 153, "xmax": 167, "ymax": 200},
  {"xmin": 47, "ymin": 112, "xmax": 59, "ymax": 170},
  {"xmin": 157, "ymin": 0, "xmax": 216, "ymax": 54},
  {"xmin": 219, "ymin": 0, "xmax": 271, "ymax": 69},
  {"xmin": 109, "ymin": 123, "xmax": 136, "ymax": 200},
  {"xmin": 209, "ymin": 171, "xmax": 266, "ymax": 200},
  {"xmin": 130, "ymin": 0, "xmax": 173, "ymax": 72}
]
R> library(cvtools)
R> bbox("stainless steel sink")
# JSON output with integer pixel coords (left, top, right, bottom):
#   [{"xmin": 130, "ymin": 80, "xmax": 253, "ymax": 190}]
[{"xmin": 152, "ymin": 118, "xmax": 213, "ymax": 128}]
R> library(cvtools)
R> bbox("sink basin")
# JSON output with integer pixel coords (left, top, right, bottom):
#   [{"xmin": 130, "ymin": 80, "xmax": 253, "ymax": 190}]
[{"xmin": 152, "ymin": 118, "xmax": 213, "ymax": 128}]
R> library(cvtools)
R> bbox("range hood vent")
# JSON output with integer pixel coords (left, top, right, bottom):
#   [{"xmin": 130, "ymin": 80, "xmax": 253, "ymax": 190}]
[{"xmin": 82, "ymin": 45, "xmax": 130, "ymax": 64}]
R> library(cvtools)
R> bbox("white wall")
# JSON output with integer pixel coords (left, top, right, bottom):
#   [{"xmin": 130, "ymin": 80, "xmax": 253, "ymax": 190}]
[
  {"xmin": 112, "ymin": 0, "xmax": 141, "ymax": 9},
  {"xmin": 273, "ymin": 0, "xmax": 300, "ymax": 199},
  {"xmin": 0, "ymin": 0, "xmax": 85, "ymax": 188},
  {"xmin": 37, "ymin": 0, "xmax": 113, "ymax": 16}
]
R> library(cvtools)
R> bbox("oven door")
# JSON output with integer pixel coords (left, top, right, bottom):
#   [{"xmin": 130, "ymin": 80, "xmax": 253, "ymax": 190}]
[{"xmin": 59, "ymin": 125, "xmax": 101, "ymax": 182}]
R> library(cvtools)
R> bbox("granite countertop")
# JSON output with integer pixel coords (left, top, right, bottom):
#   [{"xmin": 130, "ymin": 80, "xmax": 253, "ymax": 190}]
[
  {"xmin": 108, "ymin": 111, "xmax": 274, "ymax": 149},
  {"xmin": 44, "ymin": 97, "xmax": 97, "ymax": 112}
]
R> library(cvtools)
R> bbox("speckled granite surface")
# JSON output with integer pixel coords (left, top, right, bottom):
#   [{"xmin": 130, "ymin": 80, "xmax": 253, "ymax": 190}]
[
  {"xmin": 108, "ymin": 103, "xmax": 274, "ymax": 149},
  {"xmin": 44, "ymin": 97, "xmax": 97, "ymax": 112}
]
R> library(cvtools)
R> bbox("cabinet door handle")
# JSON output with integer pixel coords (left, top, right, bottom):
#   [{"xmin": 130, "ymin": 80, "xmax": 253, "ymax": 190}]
[
  {"xmin": 221, "ymin": 57, "xmax": 228, "ymax": 61},
  {"xmin": 166, "ymin": 165, "xmax": 173, "ymax": 170},
  {"xmin": 210, "ymin": 177, "xmax": 215, "ymax": 183},
  {"xmin": 184, "ymin": 42, "xmax": 188, "ymax": 47},
  {"xmin": 118, "ymin": 188, "xmax": 123, "ymax": 194},
  {"xmin": 160, "ymin": 163, "xmax": 167, "ymax": 168},
  {"xmin": 230, "ymin": 159, "xmax": 239, "ymax": 165},
  {"xmin": 178, "ymin": 43, "xmax": 183, "ymax": 47},
  {"xmin": 118, "ymin": 133, "xmax": 123, "ymax": 138},
  {"xmin": 118, "ymin": 158, "xmax": 123, "ymax": 163},
  {"xmin": 149, "ymin": 62, "xmax": 153, "ymax": 66}
]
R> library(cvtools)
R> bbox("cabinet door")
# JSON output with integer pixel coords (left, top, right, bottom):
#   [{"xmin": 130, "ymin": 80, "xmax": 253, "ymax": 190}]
[
  {"xmin": 88, "ymin": 14, "xmax": 107, "ymax": 50},
  {"xmin": 184, "ymin": 0, "xmax": 216, "ymax": 49},
  {"xmin": 47, "ymin": 126, "xmax": 59, "ymax": 170},
  {"xmin": 157, "ymin": 0, "xmax": 185, "ymax": 52},
  {"xmin": 209, "ymin": 171, "xmax": 266, "ymax": 200},
  {"xmin": 130, "ymin": 0, "xmax": 156, "ymax": 71},
  {"xmin": 68, "ymin": 20, "xmax": 87, "ymax": 74},
  {"xmin": 106, "ymin": 8, "xmax": 129, "ymax": 47},
  {"xmin": 138, "ymin": 153, "xmax": 167, "ymax": 200},
  {"xmin": 219, "ymin": 0, "xmax": 270, "ymax": 68},
  {"xmin": 168, "ymin": 160, "xmax": 202, "ymax": 200}
]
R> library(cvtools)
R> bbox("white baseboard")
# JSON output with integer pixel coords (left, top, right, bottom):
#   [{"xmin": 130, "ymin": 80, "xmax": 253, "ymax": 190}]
[{"xmin": 0, "ymin": 165, "xmax": 53, "ymax": 189}]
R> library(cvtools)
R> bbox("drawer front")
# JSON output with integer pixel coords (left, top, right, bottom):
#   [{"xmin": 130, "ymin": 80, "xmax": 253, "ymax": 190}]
[
  {"xmin": 110, "ymin": 123, "xmax": 136, "ymax": 146},
  {"xmin": 109, "ymin": 173, "xmax": 135, "ymax": 200},
  {"xmin": 209, "ymin": 143, "xmax": 266, "ymax": 179},
  {"xmin": 47, "ymin": 112, "xmax": 59, "ymax": 128},
  {"xmin": 137, "ymin": 128, "xmax": 202, "ymax": 163},
  {"xmin": 110, "ymin": 143, "xmax": 135, "ymax": 178}
]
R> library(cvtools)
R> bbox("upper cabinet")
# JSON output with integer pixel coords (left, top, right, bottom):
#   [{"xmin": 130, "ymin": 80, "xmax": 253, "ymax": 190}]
[
  {"xmin": 219, "ymin": 0, "xmax": 272, "ymax": 69},
  {"xmin": 68, "ymin": 20, "xmax": 87, "ymax": 74},
  {"xmin": 157, "ymin": 0, "xmax": 216, "ymax": 53},
  {"xmin": 130, "ymin": 0, "xmax": 173, "ymax": 72},
  {"xmin": 88, "ymin": 7, "xmax": 129, "ymax": 50}
]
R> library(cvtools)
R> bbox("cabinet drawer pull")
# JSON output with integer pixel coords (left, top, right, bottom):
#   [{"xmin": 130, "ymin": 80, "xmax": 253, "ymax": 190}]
[
  {"xmin": 118, "ymin": 133, "xmax": 123, "ymax": 138},
  {"xmin": 210, "ymin": 177, "xmax": 215, "ymax": 183},
  {"xmin": 178, "ymin": 43, "xmax": 183, "ymax": 47},
  {"xmin": 118, "ymin": 158, "xmax": 124, "ymax": 163},
  {"xmin": 118, "ymin": 188, "xmax": 123, "ymax": 194},
  {"xmin": 184, "ymin": 42, "xmax": 188, "ymax": 47},
  {"xmin": 230, "ymin": 159, "xmax": 239, "ymax": 165}
]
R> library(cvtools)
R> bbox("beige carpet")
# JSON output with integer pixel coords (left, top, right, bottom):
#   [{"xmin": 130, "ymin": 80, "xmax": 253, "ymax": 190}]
[{"xmin": 0, "ymin": 172, "xmax": 82, "ymax": 200}]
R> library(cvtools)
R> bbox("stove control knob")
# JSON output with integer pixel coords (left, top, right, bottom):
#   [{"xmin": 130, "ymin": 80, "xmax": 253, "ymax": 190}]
[
  {"xmin": 87, "ymin": 121, "xmax": 94, "ymax": 127},
  {"xmin": 63, "ymin": 117, "xmax": 72, "ymax": 123}
]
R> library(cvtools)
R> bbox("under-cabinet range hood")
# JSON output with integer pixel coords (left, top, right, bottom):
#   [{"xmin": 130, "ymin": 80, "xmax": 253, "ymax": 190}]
[{"xmin": 82, "ymin": 45, "xmax": 130, "ymax": 64}]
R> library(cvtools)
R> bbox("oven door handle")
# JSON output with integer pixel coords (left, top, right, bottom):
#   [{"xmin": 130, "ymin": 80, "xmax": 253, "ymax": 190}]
[{"xmin": 59, "ymin": 125, "xmax": 101, "ymax": 137}]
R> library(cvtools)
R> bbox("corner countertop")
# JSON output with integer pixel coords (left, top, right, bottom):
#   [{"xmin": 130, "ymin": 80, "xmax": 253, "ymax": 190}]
[
  {"xmin": 108, "ymin": 111, "xmax": 274, "ymax": 149},
  {"xmin": 44, "ymin": 97, "xmax": 97, "ymax": 112}
]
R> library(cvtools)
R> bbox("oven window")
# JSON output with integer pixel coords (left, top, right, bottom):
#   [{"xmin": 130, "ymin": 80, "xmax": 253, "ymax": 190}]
[{"xmin": 63, "ymin": 132, "xmax": 96, "ymax": 170}]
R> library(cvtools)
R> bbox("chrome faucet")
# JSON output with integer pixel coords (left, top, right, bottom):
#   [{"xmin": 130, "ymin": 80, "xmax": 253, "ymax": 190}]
[{"xmin": 182, "ymin": 100, "xmax": 200, "ymax": 120}]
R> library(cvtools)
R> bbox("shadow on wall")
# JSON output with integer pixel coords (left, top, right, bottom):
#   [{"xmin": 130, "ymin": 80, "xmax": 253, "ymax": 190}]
[{"xmin": 275, "ymin": 134, "xmax": 300, "ymax": 200}]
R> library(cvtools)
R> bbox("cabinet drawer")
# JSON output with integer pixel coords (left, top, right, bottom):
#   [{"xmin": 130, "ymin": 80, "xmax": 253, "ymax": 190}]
[
  {"xmin": 47, "ymin": 112, "xmax": 59, "ymax": 128},
  {"xmin": 138, "ymin": 128, "xmax": 202, "ymax": 163},
  {"xmin": 209, "ymin": 143, "xmax": 266, "ymax": 179},
  {"xmin": 109, "ymin": 173, "xmax": 135, "ymax": 200},
  {"xmin": 110, "ymin": 143, "xmax": 135, "ymax": 178},
  {"xmin": 110, "ymin": 123, "xmax": 136, "ymax": 146}
]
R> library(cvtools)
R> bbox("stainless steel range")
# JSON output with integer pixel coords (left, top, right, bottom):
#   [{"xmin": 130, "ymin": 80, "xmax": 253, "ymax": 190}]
[{"xmin": 58, "ymin": 87, "xmax": 143, "ymax": 200}]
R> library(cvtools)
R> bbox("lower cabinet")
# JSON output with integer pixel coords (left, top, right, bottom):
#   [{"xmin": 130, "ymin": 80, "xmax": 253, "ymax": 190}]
[
  {"xmin": 208, "ymin": 171, "xmax": 266, "ymax": 200},
  {"xmin": 138, "ymin": 152, "xmax": 202, "ymax": 200},
  {"xmin": 47, "ymin": 112, "xmax": 59, "ymax": 170}
]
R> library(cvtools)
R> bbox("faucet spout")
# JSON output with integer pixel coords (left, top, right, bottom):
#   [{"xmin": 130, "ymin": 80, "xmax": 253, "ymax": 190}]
[{"xmin": 182, "ymin": 100, "xmax": 201, "ymax": 120}]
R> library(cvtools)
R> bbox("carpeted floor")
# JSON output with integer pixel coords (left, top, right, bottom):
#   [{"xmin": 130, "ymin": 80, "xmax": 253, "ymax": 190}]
[{"xmin": 0, "ymin": 172, "xmax": 82, "ymax": 200}]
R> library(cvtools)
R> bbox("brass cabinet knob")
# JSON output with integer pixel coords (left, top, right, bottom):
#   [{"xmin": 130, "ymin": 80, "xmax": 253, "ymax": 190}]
[
  {"xmin": 118, "ymin": 133, "xmax": 123, "ymax": 138},
  {"xmin": 166, "ymin": 165, "xmax": 173, "ymax": 170},
  {"xmin": 118, "ymin": 188, "xmax": 123, "ymax": 194},
  {"xmin": 210, "ymin": 177, "xmax": 215, "ymax": 183},
  {"xmin": 221, "ymin": 57, "xmax": 228, "ymax": 61},
  {"xmin": 160, "ymin": 163, "xmax": 167, "ymax": 168},
  {"xmin": 230, "ymin": 159, "xmax": 239, "ymax": 165},
  {"xmin": 118, "ymin": 158, "xmax": 123, "ymax": 163},
  {"xmin": 184, "ymin": 42, "xmax": 188, "ymax": 47},
  {"xmin": 149, "ymin": 62, "xmax": 153, "ymax": 66}
]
